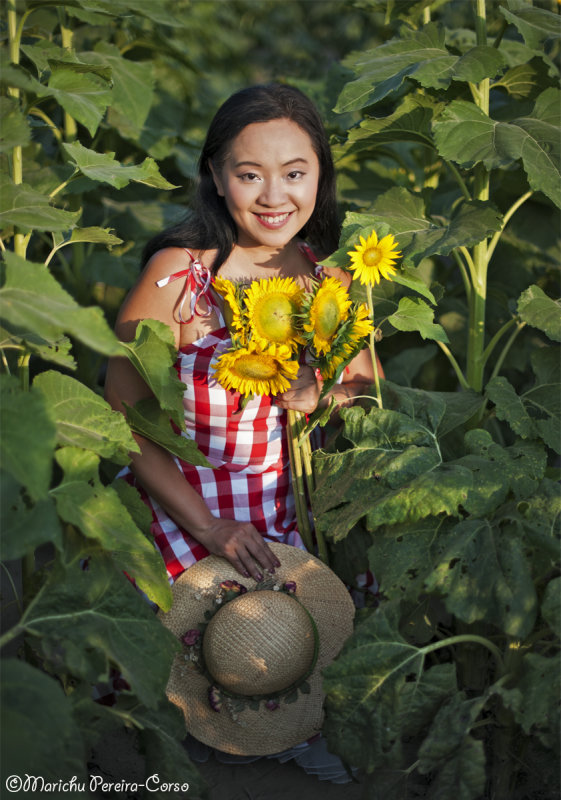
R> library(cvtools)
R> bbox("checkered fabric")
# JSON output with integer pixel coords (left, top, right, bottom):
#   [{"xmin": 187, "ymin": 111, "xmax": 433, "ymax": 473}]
[{"xmin": 122, "ymin": 248, "xmax": 322, "ymax": 584}]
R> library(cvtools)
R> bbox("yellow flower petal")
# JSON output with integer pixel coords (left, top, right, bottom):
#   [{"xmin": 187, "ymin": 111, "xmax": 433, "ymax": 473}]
[{"xmin": 244, "ymin": 277, "xmax": 303, "ymax": 350}]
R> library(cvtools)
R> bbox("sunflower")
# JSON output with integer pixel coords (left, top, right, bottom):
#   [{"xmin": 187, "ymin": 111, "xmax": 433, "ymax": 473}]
[
  {"xmin": 314, "ymin": 303, "xmax": 373, "ymax": 380},
  {"xmin": 213, "ymin": 277, "xmax": 247, "ymax": 335},
  {"xmin": 213, "ymin": 340, "xmax": 299, "ymax": 398},
  {"xmin": 244, "ymin": 277, "xmax": 303, "ymax": 350},
  {"xmin": 348, "ymin": 230, "xmax": 401, "ymax": 286},
  {"xmin": 301, "ymin": 277, "xmax": 352, "ymax": 356}
]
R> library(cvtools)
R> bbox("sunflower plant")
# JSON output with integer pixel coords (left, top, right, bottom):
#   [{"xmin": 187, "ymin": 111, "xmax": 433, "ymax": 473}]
[{"xmin": 347, "ymin": 229, "xmax": 402, "ymax": 409}]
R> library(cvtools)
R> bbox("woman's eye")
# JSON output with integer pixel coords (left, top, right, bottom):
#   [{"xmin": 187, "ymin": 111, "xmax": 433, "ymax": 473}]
[
  {"xmin": 287, "ymin": 170, "xmax": 304, "ymax": 180},
  {"xmin": 240, "ymin": 172, "xmax": 260, "ymax": 182}
]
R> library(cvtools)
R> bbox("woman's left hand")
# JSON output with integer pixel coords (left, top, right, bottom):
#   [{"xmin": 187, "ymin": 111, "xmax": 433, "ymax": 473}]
[{"xmin": 275, "ymin": 365, "xmax": 320, "ymax": 413}]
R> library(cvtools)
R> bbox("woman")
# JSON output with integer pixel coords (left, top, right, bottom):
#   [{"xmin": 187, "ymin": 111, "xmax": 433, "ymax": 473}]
[{"xmin": 105, "ymin": 83, "xmax": 375, "ymax": 587}]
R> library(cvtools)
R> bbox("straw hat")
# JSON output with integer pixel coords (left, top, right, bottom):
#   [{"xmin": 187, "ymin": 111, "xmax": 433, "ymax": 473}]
[{"xmin": 158, "ymin": 542, "xmax": 355, "ymax": 755}]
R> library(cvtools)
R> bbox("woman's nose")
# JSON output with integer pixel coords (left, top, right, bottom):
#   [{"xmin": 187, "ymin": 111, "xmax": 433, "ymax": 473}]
[{"xmin": 257, "ymin": 179, "xmax": 287, "ymax": 207}]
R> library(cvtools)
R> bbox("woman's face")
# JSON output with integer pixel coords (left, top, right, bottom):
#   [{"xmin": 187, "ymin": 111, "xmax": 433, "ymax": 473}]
[{"xmin": 210, "ymin": 118, "xmax": 320, "ymax": 250}]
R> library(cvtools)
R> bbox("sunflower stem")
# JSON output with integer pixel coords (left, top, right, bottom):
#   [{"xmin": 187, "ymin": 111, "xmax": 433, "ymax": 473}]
[
  {"xmin": 287, "ymin": 409, "xmax": 315, "ymax": 556},
  {"xmin": 366, "ymin": 290, "xmax": 383, "ymax": 409}
]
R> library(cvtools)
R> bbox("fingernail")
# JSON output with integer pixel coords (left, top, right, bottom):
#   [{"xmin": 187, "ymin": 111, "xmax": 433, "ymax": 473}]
[
  {"xmin": 243, "ymin": 570, "xmax": 250, "ymax": 578},
  {"xmin": 255, "ymin": 573, "xmax": 264, "ymax": 582},
  {"xmin": 275, "ymin": 558, "xmax": 281, "ymax": 567},
  {"xmin": 267, "ymin": 568, "xmax": 275, "ymax": 575}
]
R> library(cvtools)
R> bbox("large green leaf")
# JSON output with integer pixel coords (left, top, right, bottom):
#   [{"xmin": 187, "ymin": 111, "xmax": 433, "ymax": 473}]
[
  {"xmin": 345, "ymin": 94, "xmax": 443, "ymax": 151},
  {"xmin": 0, "ymin": 374, "xmax": 56, "ymax": 501},
  {"xmin": 335, "ymin": 24, "xmax": 505, "ymax": 112},
  {"xmin": 62, "ymin": 141, "xmax": 177, "ymax": 190},
  {"xmin": 500, "ymin": 5, "xmax": 561, "ymax": 51},
  {"xmin": 541, "ymin": 578, "xmax": 560, "ymax": 637},
  {"xmin": 51, "ymin": 447, "xmax": 172, "ymax": 610},
  {"xmin": 492, "ymin": 57, "xmax": 553, "ymax": 100},
  {"xmin": 424, "ymin": 734, "xmax": 486, "ymax": 800},
  {"xmin": 21, "ymin": 530, "xmax": 178, "ymax": 706},
  {"xmin": 313, "ymin": 402, "xmax": 472, "ymax": 541},
  {"xmin": 0, "ymin": 326, "xmax": 75, "ymax": 369},
  {"xmin": 121, "ymin": 319, "xmax": 186, "ymax": 430},
  {"xmin": 517, "ymin": 284, "xmax": 561, "ymax": 342},
  {"xmin": 0, "ymin": 183, "xmax": 81, "ymax": 232},
  {"xmin": 424, "ymin": 517, "xmax": 537, "ymax": 638},
  {"xmin": 47, "ymin": 68, "xmax": 112, "ymax": 137},
  {"xmin": 388, "ymin": 296, "xmax": 448, "ymax": 342},
  {"xmin": 124, "ymin": 397, "xmax": 211, "ymax": 467},
  {"xmin": 0, "ymin": 660, "xmax": 87, "ymax": 788},
  {"xmin": 34, "ymin": 370, "xmax": 138, "ymax": 464},
  {"xmin": 0, "ymin": 471, "xmax": 62, "ymax": 560},
  {"xmin": 486, "ymin": 376, "xmax": 561, "ymax": 455},
  {"xmin": 0, "ymin": 97, "xmax": 31, "ymax": 153},
  {"xmin": 368, "ymin": 516, "xmax": 453, "ymax": 602},
  {"xmin": 433, "ymin": 90, "xmax": 561, "ymax": 208},
  {"xmin": 0, "ymin": 252, "xmax": 122, "ymax": 356},
  {"xmin": 459, "ymin": 431, "xmax": 546, "ymax": 515},
  {"xmin": 497, "ymin": 652, "xmax": 560, "ymax": 750},
  {"xmin": 87, "ymin": 42, "xmax": 154, "ymax": 139},
  {"xmin": 323, "ymin": 602, "xmax": 457, "ymax": 770}
]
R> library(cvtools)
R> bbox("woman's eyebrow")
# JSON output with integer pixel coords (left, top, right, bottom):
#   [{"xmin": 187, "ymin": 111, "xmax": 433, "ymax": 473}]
[{"xmin": 233, "ymin": 157, "xmax": 310, "ymax": 169}]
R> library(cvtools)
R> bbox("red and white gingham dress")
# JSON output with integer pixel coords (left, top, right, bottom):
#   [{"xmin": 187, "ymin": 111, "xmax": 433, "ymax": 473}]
[{"xmin": 124, "ymin": 247, "xmax": 322, "ymax": 584}]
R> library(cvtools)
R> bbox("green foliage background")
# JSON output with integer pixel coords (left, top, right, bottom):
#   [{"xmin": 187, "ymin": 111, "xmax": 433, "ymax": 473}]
[{"xmin": 1, "ymin": 1, "xmax": 559, "ymax": 799}]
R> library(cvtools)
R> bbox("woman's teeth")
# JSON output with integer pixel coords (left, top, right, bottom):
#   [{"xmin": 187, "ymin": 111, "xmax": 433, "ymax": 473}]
[{"xmin": 257, "ymin": 212, "xmax": 290, "ymax": 224}]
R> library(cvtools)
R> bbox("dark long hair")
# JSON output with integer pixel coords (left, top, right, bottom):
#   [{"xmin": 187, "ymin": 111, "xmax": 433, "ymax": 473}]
[{"xmin": 142, "ymin": 83, "xmax": 340, "ymax": 273}]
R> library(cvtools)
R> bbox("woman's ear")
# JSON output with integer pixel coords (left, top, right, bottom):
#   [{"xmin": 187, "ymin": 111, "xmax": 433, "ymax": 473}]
[{"xmin": 208, "ymin": 160, "xmax": 225, "ymax": 197}]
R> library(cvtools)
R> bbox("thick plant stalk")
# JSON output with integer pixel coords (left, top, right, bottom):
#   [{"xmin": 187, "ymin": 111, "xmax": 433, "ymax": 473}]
[
  {"xmin": 366, "ymin": 290, "xmax": 383, "ymax": 408},
  {"xmin": 287, "ymin": 409, "xmax": 329, "ymax": 565}
]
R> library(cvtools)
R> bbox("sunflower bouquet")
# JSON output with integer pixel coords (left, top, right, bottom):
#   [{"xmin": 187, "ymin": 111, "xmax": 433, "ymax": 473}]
[
  {"xmin": 212, "ymin": 273, "xmax": 374, "ymax": 563},
  {"xmin": 211, "ymin": 230, "xmax": 401, "ymax": 562}
]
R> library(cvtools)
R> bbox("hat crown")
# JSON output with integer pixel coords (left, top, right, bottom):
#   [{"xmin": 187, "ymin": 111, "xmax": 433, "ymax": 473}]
[{"xmin": 202, "ymin": 590, "xmax": 315, "ymax": 696}]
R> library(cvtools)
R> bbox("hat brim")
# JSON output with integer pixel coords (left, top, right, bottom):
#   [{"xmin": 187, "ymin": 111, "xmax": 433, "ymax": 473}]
[{"xmin": 158, "ymin": 543, "xmax": 355, "ymax": 755}]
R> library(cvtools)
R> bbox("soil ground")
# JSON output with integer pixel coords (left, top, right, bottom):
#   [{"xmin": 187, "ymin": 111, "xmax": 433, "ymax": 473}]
[{"xmin": 89, "ymin": 727, "xmax": 365, "ymax": 800}]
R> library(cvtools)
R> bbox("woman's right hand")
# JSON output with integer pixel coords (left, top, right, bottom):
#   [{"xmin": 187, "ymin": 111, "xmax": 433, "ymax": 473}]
[{"xmin": 193, "ymin": 517, "xmax": 282, "ymax": 580}]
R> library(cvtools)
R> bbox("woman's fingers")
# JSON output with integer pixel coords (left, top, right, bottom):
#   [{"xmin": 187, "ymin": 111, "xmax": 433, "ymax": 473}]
[{"xmin": 202, "ymin": 518, "xmax": 281, "ymax": 579}]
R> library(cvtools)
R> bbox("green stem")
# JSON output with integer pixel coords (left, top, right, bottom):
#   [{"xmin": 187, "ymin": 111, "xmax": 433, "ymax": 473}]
[
  {"xmin": 436, "ymin": 341, "xmax": 470, "ymax": 390},
  {"xmin": 466, "ymin": 0, "xmax": 491, "ymax": 393},
  {"xmin": 286, "ymin": 409, "xmax": 315, "ymax": 555},
  {"xmin": 489, "ymin": 321, "xmax": 526, "ymax": 382},
  {"xmin": 425, "ymin": 633, "xmax": 505, "ymax": 674},
  {"xmin": 60, "ymin": 19, "xmax": 77, "ymax": 141},
  {"xmin": 487, "ymin": 190, "xmax": 533, "ymax": 264},
  {"xmin": 0, "ymin": 624, "xmax": 24, "ymax": 651},
  {"xmin": 28, "ymin": 107, "xmax": 63, "ymax": 143},
  {"xmin": 0, "ymin": 561, "xmax": 23, "ymax": 617},
  {"xmin": 7, "ymin": 0, "xmax": 26, "ymax": 258},
  {"xmin": 452, "ymin": 248, "xmax": 472, "ymax": 302},
  {"xmin": 459, "ymin": 246, "xmax": 477, "ymax": 285},
  {"xmin": 444, "ymin": 160, "xmax": 471, "ymax": 201},
  {"xmin": 366, "ymin": 290, "xmax": 383, "ymax": 409},
  {"xmin": 293, "ymin": 411, "xmax": 329, "ymax": 566},
  {"xmin": 480, "ymin": 317, "xmax": 517, "ymax": 370}
]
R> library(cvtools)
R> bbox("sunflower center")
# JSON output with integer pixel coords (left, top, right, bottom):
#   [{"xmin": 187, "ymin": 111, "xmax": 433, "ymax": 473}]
[
  {"xmin": 235, "ymin": 353, "xmax": 279, "ymax": 380},
  {"xmin": 363, "ymin": 247, "xmax": 382, "ymax": 267},
  {"xmin": 253, "ymin": 294, "xmax": 296, "ymax": 343},
  {"xmin": 315, "ymin": 292, "xmax": 342, "ymax": 339}
]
